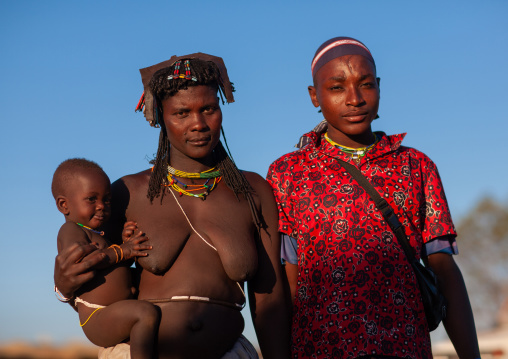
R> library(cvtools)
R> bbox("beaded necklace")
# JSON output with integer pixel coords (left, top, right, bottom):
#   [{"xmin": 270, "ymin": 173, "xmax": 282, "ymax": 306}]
[
  {"xmin": 165, "ymin": 166, "xmax": 222, "ymax": 200},
  {"xmin": 324, "ymin": 132, "xmax": 379, "ymax": 163},
  {"xmin": 76, "ymin": 223, "xmax": 104, "ymax": 236},
  {"xmin": 166, "ymin": 165, "xmax": 221, "ymax": 179}
]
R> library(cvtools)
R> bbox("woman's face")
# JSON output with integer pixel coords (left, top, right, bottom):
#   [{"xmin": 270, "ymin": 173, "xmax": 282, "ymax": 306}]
[{"xmin": 161, "ymin": 85, "xmax": 222, "ymax": 162}]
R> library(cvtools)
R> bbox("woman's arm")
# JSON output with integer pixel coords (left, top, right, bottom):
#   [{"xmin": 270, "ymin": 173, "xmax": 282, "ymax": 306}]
[
  {"xmin": 54, "ymin": 242, "xmax": 105, "ymax": 302},
  {"xmin": 246, "ymin": 173, "xmax": 291, "ymax": 359},
  {"xmin": 427, "ymin": 253, "xmax": 480, "ymax": 359}
]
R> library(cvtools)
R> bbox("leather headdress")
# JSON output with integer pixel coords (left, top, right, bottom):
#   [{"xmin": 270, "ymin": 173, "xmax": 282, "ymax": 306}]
[{"xmin": 137, "ymin": 52, "xmax": 235, "ymax": 127}]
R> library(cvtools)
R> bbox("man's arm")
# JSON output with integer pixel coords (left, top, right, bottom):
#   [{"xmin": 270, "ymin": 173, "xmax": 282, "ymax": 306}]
[
  {"xmin": 285, "ymin": 262, "xmax": 298, "ymax": 307},
  {"xmin": 428, "ymin": 253, "xmax": 480, "ymax": 359}
]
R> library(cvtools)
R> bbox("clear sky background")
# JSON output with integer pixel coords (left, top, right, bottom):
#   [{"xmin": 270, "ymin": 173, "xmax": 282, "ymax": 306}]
[{"xmin": 1, "ymin": 0, "xmax": 507, "ymax": 348}]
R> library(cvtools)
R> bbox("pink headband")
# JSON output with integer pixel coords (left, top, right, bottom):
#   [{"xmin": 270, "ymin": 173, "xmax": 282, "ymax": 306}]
[{"xmin": 311, "ymin": 37, "xmax": 375, "ymax": 78}]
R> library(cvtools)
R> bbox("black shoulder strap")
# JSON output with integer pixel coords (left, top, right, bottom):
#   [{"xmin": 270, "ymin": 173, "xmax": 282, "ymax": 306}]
[{"xmin": 335, "ymin": 159, "xmax": 417, "ymax": 264}]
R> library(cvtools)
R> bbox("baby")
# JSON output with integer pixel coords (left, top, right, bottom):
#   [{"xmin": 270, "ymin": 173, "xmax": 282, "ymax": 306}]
[{"xmin": 52, "ymin": 158, "xmax": 159, "ymax": 359}]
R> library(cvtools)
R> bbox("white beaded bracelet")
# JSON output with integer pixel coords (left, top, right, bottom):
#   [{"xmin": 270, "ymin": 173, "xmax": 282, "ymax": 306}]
[{"xmin": 54, "ymin": 285, "xmax": 73, "ymax": 303}]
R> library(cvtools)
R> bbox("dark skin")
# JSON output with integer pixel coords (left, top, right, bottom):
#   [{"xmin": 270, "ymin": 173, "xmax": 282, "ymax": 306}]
[
  {"xmin": 55, "ymin": 86, "xmax": 290, "ymax": 359},
  {"xmin": 308, "ymin": 55, "xmax": 380, "ymax": 148},
  {"xmin": 285, "ymin": 54, "xmax": 480, "ymax": 358},
  {"xmin": 55, "ymin": 169, "xmax": 159, "ymax": 359}
]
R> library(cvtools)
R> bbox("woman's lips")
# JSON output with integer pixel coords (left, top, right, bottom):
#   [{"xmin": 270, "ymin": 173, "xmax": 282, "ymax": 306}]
[{"xmin": 187, "ymin": 137, "xmax": 211, "ymax": 146}]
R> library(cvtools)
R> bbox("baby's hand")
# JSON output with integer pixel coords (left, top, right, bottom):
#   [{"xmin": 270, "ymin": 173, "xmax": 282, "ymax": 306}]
[
  {"xmin": 120, "ymin": 230, "xmax": 152, "ymax": 261},
  {"xmin": 122, "ymin": 221, "xmax": 139, "ymax": 243}
]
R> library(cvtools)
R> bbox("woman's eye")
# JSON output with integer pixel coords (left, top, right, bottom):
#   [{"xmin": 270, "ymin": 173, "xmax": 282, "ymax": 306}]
[{"xmin": 175, "ymin": 110, "xmax": 188, "ymax": 118}]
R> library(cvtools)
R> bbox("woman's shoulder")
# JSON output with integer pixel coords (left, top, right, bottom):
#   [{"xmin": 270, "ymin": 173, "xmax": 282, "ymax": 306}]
[
  {"xmin": 112, "ymin": 169, "xmax": 152, "ymax": 191},
  {"xmin": 242, "ymin": 171, "xmax": 277, "ymax": 202},
  {"xmin": 242, "ymin": 170, "xmax": 272, "ymax": 192}
]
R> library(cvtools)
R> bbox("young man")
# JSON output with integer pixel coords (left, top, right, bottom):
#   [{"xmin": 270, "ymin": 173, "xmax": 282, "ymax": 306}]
[{"xmin": 267, "ymin": 37, "xmax": 480, "ymax": 359}]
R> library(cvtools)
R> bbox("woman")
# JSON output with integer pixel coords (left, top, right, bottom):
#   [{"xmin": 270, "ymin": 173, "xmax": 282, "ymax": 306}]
[{"xmin": 54, "ymin": 53, "xmax": 290, "ymax": 359}]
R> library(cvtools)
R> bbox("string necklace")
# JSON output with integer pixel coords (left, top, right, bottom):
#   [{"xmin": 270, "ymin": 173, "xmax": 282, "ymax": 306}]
[
  {"xmin": 166, "ymin": 166, "xmax": 222, "ymax": 200},
  {"xmin": 76, "ymin": 223, "xmax": 104, "ymax": 236},
  {"xmin": 324, "ymin": 132, "xmax": 379, "ymax": 163},
  {"xmin": 167, "ymin": 165, "xmax": 221, "ymax": 179}
]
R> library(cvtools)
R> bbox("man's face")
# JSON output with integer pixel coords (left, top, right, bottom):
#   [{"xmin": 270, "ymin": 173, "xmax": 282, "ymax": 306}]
[{"xmin": 308, "ymin": 55, "xmax": 380, "ymax": 147}]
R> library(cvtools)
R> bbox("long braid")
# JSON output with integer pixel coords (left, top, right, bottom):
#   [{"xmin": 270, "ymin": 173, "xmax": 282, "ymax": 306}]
[
  {"xmin": 147, "ymin": 128, "xmax": 170, "ymax": 203},
  {"xmin": 214, "ymin": 142, "xmax": 264, "ymax": 232}
]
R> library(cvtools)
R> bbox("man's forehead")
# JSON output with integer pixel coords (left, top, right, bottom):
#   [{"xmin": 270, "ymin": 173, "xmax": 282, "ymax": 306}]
[
  {"xmin": 312, "ymin": 37, "xmax": 375, "ymax": 78},
  {"xmin": 315, "ymin": 55, "xmax": 376, "ymax": 80}
]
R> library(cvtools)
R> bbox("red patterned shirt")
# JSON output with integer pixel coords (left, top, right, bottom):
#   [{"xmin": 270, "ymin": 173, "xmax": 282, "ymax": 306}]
[{"xmin": 267, "ymin": 131, "xmax": 456, "ymax": 359}]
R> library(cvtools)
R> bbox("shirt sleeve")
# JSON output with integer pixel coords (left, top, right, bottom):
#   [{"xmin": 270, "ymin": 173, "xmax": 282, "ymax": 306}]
[
  {"xmin": 266, "ymin": 159, "xmax": 298, "ymax": 238},
  {"xmin": 281, "ymin": 234, "xmax": 298, "ymax": 264},
  {"xmin": 420, "ymin": 155, "xmax": 457, "ymax": 243}
]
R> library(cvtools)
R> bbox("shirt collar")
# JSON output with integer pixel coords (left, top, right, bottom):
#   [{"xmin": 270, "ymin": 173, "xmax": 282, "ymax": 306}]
[{"xmin": 301, "ymin": 130, "xmax": 407, "ymax": 164}]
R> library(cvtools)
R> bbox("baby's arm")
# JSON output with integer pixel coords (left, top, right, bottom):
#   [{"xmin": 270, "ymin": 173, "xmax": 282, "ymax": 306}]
[{"xmin": 58, "ymin": 222, "xmax": 150, "ymax": 269}]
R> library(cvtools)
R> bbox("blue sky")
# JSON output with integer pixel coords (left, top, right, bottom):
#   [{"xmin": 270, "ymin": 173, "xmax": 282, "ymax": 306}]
[{"xmin": 1, "ymin": 0, "xmax": 507, "ymax": 347}]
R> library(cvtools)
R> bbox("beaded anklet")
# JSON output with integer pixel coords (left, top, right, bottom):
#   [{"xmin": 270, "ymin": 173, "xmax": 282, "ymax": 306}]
[{"xmin": 76, "ymin": 223, "xmax": 104, "ymax": 236}]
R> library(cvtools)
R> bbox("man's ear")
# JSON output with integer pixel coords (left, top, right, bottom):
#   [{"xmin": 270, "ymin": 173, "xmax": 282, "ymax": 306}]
[
  {"xmin": 56, "ymin": 196, "xmax": 70, "ymax": 215},
  {"xmin": 377, "ymin": 77, "xmax": 381, "ymax": 91},
  {"xmin": 308, "ymin": 86, "xmax": 320, "ymax": 108}
]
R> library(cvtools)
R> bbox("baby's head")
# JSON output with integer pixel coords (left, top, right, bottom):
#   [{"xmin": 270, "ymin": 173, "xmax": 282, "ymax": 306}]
[{"xmin": 52, "ymin": 158, "xmax": 111, "ymax": 229}]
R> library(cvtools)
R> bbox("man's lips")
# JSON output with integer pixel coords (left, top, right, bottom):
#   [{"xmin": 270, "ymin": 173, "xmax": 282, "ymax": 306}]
[{"xmin": 342, "ymin": 112, "xmax": 368, "ymax": 122}]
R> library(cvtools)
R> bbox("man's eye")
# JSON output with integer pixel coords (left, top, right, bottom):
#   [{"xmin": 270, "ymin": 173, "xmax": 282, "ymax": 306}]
[
  {"xmin": 361, "ymin": 82, "xmax": 375, "ymax": 88},
  {"xmin": 203, "ymin": 106, "xmax": 216, "ymax": 114},
  {"xmin": 86, "ymin": 197, "xmax": 97, "ymax": 202}
]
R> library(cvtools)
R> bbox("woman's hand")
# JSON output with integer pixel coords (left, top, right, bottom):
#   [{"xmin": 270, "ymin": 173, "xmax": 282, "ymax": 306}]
[{"xmin": 54, "ymin": 242, "xmax": 106, "ymax": 299}]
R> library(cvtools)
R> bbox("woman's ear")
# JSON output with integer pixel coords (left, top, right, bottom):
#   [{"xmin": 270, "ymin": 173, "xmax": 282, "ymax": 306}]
[{"xmin": 56, "ymin": 196, "xmax": 70, "ymax": 215}]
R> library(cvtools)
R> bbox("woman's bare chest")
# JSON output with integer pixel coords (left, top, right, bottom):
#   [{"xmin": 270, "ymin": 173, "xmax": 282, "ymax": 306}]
[{"xmin": 125, "ymin": 192, "xmax": 259, "ymax": 281}]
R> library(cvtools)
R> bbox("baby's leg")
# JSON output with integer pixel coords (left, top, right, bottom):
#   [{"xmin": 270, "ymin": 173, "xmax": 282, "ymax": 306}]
[{"xmin": 80, "ymin": 299, "xmax": 160, "ymax": 359}]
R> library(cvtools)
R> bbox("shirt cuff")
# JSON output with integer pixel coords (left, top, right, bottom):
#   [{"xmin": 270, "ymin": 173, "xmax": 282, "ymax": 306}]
[
  {"xmin": 424, "ymin": 235, "xmax": 459, "ymax": 256},
  {"xmin": 281, "ymin": 234, "xmax": 298, "ymax": 265}
]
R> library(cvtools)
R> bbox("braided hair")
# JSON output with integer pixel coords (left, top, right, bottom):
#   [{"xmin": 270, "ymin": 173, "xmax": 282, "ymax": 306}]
[{"xmin": 146, "ymin": 58, "xmax": 264, "ymax": 231}]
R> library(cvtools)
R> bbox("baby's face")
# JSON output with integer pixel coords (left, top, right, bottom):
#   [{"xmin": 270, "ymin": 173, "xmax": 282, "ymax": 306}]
[{"xmin": 64, "ymin": 170, "xmax": 111, "ymax": 229}]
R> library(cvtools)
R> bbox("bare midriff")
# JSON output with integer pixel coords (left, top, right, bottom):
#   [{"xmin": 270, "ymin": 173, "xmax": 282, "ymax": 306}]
[
  {"xmin": 137, "ymin": 244, "xmax": 248, "ymax": 359},
  {"xmin": 116, "ymin": 171, "xmax": 259, "ymax": 358}
]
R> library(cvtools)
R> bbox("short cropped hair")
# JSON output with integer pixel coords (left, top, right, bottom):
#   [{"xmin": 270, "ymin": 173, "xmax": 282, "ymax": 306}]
[{"xmin": 51, "ymin": 158, "xmax": 106, "ymax": 199}]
